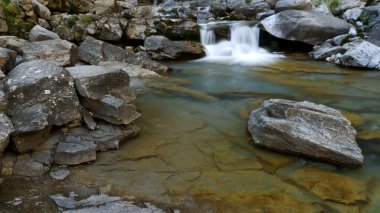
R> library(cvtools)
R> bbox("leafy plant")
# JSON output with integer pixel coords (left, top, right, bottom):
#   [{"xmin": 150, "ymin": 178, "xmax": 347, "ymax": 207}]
[
  {"xmin": 359, "ymin": 12, "xmax": 373, "ymax": 25},
  {"xmin": 64, "ymin": 15, "xmax": 78, "ymax": 28}
]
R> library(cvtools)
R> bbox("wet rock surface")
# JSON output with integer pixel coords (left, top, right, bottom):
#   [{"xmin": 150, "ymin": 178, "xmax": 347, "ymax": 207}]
[
  {"xmin": 248, "ymin": 99, "xmax": 363, "ymax": 167},
  {"xmin": 259, "ymin": 10, "xmax": 353, "ymax": 45}
]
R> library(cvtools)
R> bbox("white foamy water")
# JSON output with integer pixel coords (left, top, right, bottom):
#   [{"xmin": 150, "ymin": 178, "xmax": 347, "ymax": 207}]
[{"xmin": 199, "ymin": 21, "xmax": 282, "ymax": 66}]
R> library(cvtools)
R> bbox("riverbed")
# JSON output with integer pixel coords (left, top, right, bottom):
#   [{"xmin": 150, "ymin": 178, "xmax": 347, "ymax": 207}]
[{"xmin": 1, "ymin": 54, "xmax": 380, "ymax": 212}]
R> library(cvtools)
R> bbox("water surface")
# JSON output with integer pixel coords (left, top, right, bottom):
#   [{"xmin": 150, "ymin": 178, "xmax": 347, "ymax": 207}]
[{"xmin": 70, "ymin": 55, "xmax": 380, "ymax": 212}]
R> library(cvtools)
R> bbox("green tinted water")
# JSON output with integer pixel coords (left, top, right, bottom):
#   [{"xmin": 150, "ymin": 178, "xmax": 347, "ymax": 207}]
[{"xmin": 72, "ymin": 55, "xmax": 380, "ymax": 212}]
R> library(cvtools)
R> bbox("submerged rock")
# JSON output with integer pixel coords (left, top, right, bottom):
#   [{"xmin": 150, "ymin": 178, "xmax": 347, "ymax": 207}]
[
  {"xmin": 50, "ymin": 168, "xmax": 70, "ymax": 180},
  {"xmin": 259, "ymin": 10, "xmax": 353, "ymax": 45},
  {"xmin": 144, "ymin": 35, "xmax": 205, "ymax": 60},
  {"xmin": 13, "ymin": 154, "xmax": 45, "ymax": 177},
  {"xmin": 247, "ymin": 99, "xmax": 363, "ymax": 167}
]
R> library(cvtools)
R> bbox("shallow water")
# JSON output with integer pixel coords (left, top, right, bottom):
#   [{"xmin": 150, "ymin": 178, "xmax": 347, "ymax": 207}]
[{"xmin": 66, "ymin": 55, "xmax": 380, "ymax": 212}]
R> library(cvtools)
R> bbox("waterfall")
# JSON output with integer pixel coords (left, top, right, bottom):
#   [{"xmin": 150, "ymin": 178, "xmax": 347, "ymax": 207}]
[{"xmin": 199, "ymin": 22, "xmax": 282, "ymax": 66}]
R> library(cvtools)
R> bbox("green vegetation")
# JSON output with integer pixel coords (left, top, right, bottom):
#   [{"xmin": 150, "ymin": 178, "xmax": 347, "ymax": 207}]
[
  {"xmin": 1, "ymin": 0, "xmax": 32, "ymax": 34},
  {"xmin": 79, "ymin": 14, "xmax": 94, "ymax": 24},
  {"xmin": 315, "ymin": 0, "xmax": 340, "ymax": 11},
  {"xmin": 64, "ymin": 15, "xmax": 78, "ymax": 28},
  {"xmin": 360, "ymin": 12, "xmax": 373, "ymax": 25}
]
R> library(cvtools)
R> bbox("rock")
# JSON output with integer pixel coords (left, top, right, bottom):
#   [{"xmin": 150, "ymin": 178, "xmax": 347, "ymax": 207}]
[
  {"xmin": 50, "ymin": 168, "xmax": 70, "ymax": 180},
  {"xmin": 310, "ymin": 43, "xmax": 347, "ymax": 60},
  {"xmin": 0, "ymin": 153, "xmax": 16, "ymax": 175},
  {"xmin": 0, "ymin": 70, "xmax": 4, "ymax": 80},
  {"xmin": 259, "ymin": 10, "xmax": 353, "ymax": 45},
  {"xmin": 78, "ymin": 36, "xmax": 171, "ymax": 74},
  {"xmin": 96, "ymin": 17, "xmax": 124, "ymax": 41},
  {"xmin": 0, "ymin": 47, "xmax": 17, "ymax": 73},
  {"xmin": 0, "ymin": 113, "xmax": 13, "ymax": 152},
  {"xmin": 29, "ymin": 25, "xmax": 60, "ymax": 42},
  {"xmin": 333, "ymin": 0, "xmax": 362, "ymax": 15},
  {"xmin": 11, "ymin": 105, "xmax": 52, "ymax": 153},
  {"xmin": 210, "ymin": 2, "xmax": 227, "ymax": 17},
  {"xmin": 98, "ymin": 61, "xmax": 160, "ymax": 78},
  {"xmin": 337, "ymin": 41, "xmax": 380, "ymax": 69},
  {"xmin": 230, "ymin": 2, "xmax": 270, "ymax": 20},
  {"xmin": 331, "ymin": 34, "xmax": 353, "ymax": 46},
  {"xmin": 275, "ymin": 0, "xmax": 313, "ymax": 12},
  {"xmin": 311, "ymin": 3, "xmax": 331, "ymax": 16},
  {"xmin": 91, "ymin": 123, "xmax": 139, "ymax": 151},
  {"xmin": 247, "ymin": 99, "xmax": 363, "ymax": 167},
  {"xmin": 32, "ymin": 149, "xmax": 52, "ymax": 165},
  {"xmin": 31, "ymin": 0, "xmax": 51, "ymax": 20},
  {"xmin": 23, "ymin": 39, "xmax": 78, "ymax": 66},
  {"xmin": 125, "ymin": 18, "xmax": 157, "ymax": 40},
  {"xmin": 47, "ymin": 0, "xmax": 95, "ymax": 13},
  {"xmin": 67, "ymin": 65, "xmax": 140, "ymax": 125},
  {"xmin": 82, "ymin": 110, "xmax": 97, "ymax": 130},
  {"xmin": 256, "ymin": 10, "xmax": 275, "ymax": 20},
  {"xmin": 368, "ymin": 23, "xmax": 380, "ymax": 47},
  {"xmin": 5, "ymin": 197, "xmax": 23, "ymax": 206},
  {"xmin": 0, "ymin": 90, "xmax": 5, "ymax": 111},
  {"xmin": 13, "ymin": 154, "xmax": 45, "ymax": 177},
  {"xmin": 144, "ymin": 35, "xmax": 205, "ymax": 60},
  {"xmin": 0, "ymin": 36, "xmax": 27, "ymax": 54},
  {"xmin": 54, "ymin": 127, "xmax": 97, "ymax": 165},
  {"xmin": 3, "ymin": 60, "xmax": 81, "ymax": 126},
  {"xmin": 343, "ymin": 8, "xmax": 363, "ymax": 21},
  {"xmin": 157, "ymin": 19, "xmax": 199, "ymax": 40},
  {"xmin": 50, "ymin": 194, "xmax": 78, "ymax": 209}
]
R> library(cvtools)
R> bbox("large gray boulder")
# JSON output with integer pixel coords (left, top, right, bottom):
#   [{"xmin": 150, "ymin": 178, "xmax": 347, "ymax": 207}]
[
  {"xmin": 67, "ymin": 65, "xmax": 140, "ymax": 125},
  {"xmin": 29, "ymin": 25, "xmax": 60, "ymax": 42},
  {"xmin": 230, "ymin": 2, "xmax": 270, "ymax": 20},
  {"xmin": 78, "ymin": 36, "xmax": 170, "ymax": 73},
  {"xmin": 275, "ymin": 0, "xmax": 313, "ymax": 12},
  {"xmin": 336, "ymin": 41, "xmax": 380, "ymax": 69},
  {"xmin": 23, "ymin": 39, "xmax": 78, "ymax": 66},
  {"xmin": 0, "ymin": 113, "xmax": 13, "ymax": 152},
  {"xmin": 247, "ymin": 99, "xmax": 363, "ymax": 167},
  {"xmin": 3, "ymin": 60, "xmax": 81, "ymax": 126},
  {"xmin": 144, "ymin": 35, "xmax": 205, "ymax": 60},
  {"xmin": 0, "ymin": 47, "xmax": 17, "ymax": 73},
  {"xmin": 259, "ymin": 10, "xmax": 353, "ymax": 45},
  {"xmin": 0, "ymin": 36, "xmax": 27, "ymax": 54}
]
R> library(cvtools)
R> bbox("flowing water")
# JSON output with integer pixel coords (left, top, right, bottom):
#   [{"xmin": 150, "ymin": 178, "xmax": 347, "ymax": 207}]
[{"xmin": 2, "ymin": 23, "xmax": 380, "ymax": 212}]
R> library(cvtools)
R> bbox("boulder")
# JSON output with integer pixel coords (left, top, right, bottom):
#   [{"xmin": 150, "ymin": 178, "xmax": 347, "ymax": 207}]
[
  {"xmin": 158, "ymin": 20, "xmax": 199, "ymax": 40},
  {"xmin": 94, "ymin": 0, "xmax": 116, "ymax": 15},
  {"xmin": 78, "ymin": 36, "xmax": 171, "ymax": 73},
  {"xmin": 3, "ymin": 60, "xmax": 81, "ymax": 126},
  {"xmin": 47, "ymin": 0, "xmax": 95, "ymax": 13},
  {"xmin": 275, "ymin": 0, "xmax": 313, "ymax": 12},
  {"xmin": 29, "ymin": 25, "xmax": 60, "ymax": 42},
  {"xmin": 259, "ymin": 10, "xmax": 353, "ymax": 45},
  {"xmin": 310, "ymin": 43, "xmax": 347, "ymax": 60},
  {"xmin": 0, "ymin": 90, "xmax": 5, "ymax": 111},
  {"xmin": 0, "ymin": 36, "xmax": 27, "ymax": 54},
  {"xmin": 230, "ymin": 2, "xmax": 270, "ymax": 20},
  {"xmin": 23, "ymin": 39, "xmax": 78, "ymax": 66},
  {"xmin": 343, "ymin": 8, "xmax": 363, "ymax": 21},
  {"xmin": 13, "ymin": 154, "xmax": 45, "ymax": 177},
  {"xmin": 0, "ymin": 19, "xmax": 7, "ymax": 33},
  {"xmin": 209, "ymin": 2, "xmax": 228, "ymax": 17},
  {"xmin": 311, "ymin": 3, "xmax": 331, "ymax": 16},
  {"xmin": 144, "ymin": 35, "xmax": 205, "ymax": 60},
  {"xmin": 31, "ymin": 0, "xmax": 51, "ymax": 20},
  {"xmin": 0, "ymin": 47, "xmax": 17, "ymax": 73},
  {"xmin": 0, "ymin": 69, "xmax": 4, "ymax": 80},
  {"xmin": 98, "ymin": 61, "xmax": 160, "ymax": 78},
  {"xmin": 67, "ymin": 65, "xmax": 141, "ymax": 125},
  {"xmin": 0, "ymin": 113, "xmax": 13, "ymax": 152},
  {"xmin": 336, "ymin": 41, "xmax": 380, "ymax": 69},
  {"xmin": 368, "ymin": 23, "xmax": 380, "ymax": 47},
  {"xmin": 54, "ymin": 127, "xmax": 97, "ymax": 165},
  {"xmin": 96, "ymin": 17, "xmax": 124, "ymax": 41},
  {"xmin": 333, "ymin": 0, "xmax": 362, "ymax": 15},
  {"xmin": 247, "ymin": 99, "xmax": 363, "ymax": 167},
  {"xmin": 125, "ymin": 18, "xmax": 157, "ymax": 40},
  {"xmin": 11, "ymin": 105, "xmax": 52, "ymax": 153}
]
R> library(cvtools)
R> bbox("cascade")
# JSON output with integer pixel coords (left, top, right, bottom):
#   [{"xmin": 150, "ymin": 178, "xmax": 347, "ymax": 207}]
[{"xmin": 199, "ymin": 21, "xmax": 282, "ymax": 66}]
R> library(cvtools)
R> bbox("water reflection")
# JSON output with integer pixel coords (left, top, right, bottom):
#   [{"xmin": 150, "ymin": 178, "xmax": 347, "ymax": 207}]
[{"xmin": 74, "ymin": 56, "xmax": 380, "ymax": 212}]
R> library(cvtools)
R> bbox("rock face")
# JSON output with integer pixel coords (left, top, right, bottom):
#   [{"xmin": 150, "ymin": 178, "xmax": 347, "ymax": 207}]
[
  {"xmin": 29, "ymin": 25, "xmax": 60, "ymax": 42},
  {"xmin": 368, "ymin": 23, "xmax": 380, "ymax": 47},
  {"xmin": 259, "ymin": 10, "xmax": 353, "ymax": 45},
  {"xmin": 247, "ymin": 99, "xmax": 363, "ymax": 167},
  {"xmin": 144, "ymin": 35, "xmax": 205, "ymax": 60},
  {"xmin": 23, "ymin": 39, "xmax": 78, "ymax": 66},
  {"xmin": 337, "ymin": 41, "xmax": 380, "ymax": 69},
  {"xmin": 275, "ymin": 0, "xmax": 313, "ymax": 12},
  {"xmin": 78, "ymin": 36, "xmax": 171, "ymax": 73},
  {"xmin": 0, "ymin": 113, "xmax": 13, "ymax": 152},
  {"xmin": 67, "ymin": 65, "xmax": 140, "ymax": 125}
]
